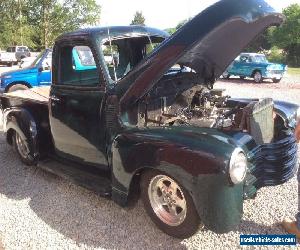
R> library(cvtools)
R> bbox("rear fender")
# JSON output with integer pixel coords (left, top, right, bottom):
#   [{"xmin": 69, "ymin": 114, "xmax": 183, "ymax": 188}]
[{"xmin": 3, "ymin": 107, "xmax": 39, "ymax": 158}]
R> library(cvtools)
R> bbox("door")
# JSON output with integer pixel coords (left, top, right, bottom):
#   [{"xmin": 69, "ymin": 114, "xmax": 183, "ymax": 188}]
[
  {"xmin": 37, "ymin": 51, "xmax": 52, "ymax": 86},
  {"xmin": 49, "ymin": 42, "xmax": 108, "ymax": 169},
  {"xmin": 237, "ymin": 55, "xmax": 252, "ymax": 76}
]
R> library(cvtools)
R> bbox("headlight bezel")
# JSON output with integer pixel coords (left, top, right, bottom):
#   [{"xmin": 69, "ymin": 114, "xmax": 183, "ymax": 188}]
[
  {"xmin": 228, "ymin": 148, "xmax": 248, "ymax": 185},
  {"xmin": 296, "ymin": 107, "xmax": 300, "ymax": 123}
]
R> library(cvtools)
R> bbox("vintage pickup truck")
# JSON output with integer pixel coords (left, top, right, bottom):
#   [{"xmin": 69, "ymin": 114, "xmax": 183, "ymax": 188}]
[
  {"xmin": 223, "ymin": 53, "xmax": 287, "ymax": 83},
  {"xmin": 0, "ymin": 0, "xmax": 299, "ymax": 239},
  {"xmin": 0, "ymin": 46, "xmax": 31, "ymax": 66}
]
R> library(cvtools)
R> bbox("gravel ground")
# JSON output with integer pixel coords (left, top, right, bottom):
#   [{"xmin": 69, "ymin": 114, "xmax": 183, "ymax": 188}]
[{"xmin": 0, "ymin": 72, "xmax": 299, "ymax": 249}]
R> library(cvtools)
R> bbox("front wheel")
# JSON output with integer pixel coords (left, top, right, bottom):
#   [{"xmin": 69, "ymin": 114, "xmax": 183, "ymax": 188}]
[
  {"xmin": 7, "ymin": 84, "xmax": 29, "ymax": 93},
  {"xmin": 141, "ymin": 170, "xmax": 201, "ymax": 238},
  {"xmin": 272, "ymin": 78, "xmax": 282, "ymax": 83},
  {"xmin": 13, "ymin": 131, "xmax": 37, "ymax": 166},
  {"xmin": 253, "ymin": 71, "xmax": 262, "ymax": 83}
]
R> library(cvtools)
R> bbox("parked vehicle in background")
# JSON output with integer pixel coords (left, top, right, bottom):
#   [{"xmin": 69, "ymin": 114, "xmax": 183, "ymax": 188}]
[
  {"xmin": 0, "ymin": 49, "xmax": 52, "ymax": 92},
  {"xmin": 0, "ymin": 46, "xmax": 31, "ymax": 66},
  {"xmin": 19, "ymin": 56, "xmax": 37, "ymax": 68},
  {"xmin": 222, "ymin": 53, "xmax": 287, "ymax": 83}
]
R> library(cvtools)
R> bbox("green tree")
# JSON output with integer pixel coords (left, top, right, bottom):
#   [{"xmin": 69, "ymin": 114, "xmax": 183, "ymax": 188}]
[
  {"xmin": 27, "ymin": 0, "xmax": 101, "ymax": 49},
  {"xmin": 245, "ymin": 29, "xmax": 272, "ymax": 52},
  {"xmin": 0, "ymin": 0, "xmax": 34, "ymax": 48},
  {"xmin": 271, "ymin": 4, "xmax": 300, "ymax": 66},
  {"xmin": 130, "ymin": 11, "xmax": 146, "ymax": 26},
  {"xmin": 165, "ymin": 18, "xmax": 190, "ymax": 35},
  {"xmin": 0, "ymin": 0, "xmax": 101, "ymax": 50}
]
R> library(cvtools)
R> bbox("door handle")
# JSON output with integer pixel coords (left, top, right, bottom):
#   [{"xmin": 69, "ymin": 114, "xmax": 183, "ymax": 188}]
[{"xmin": 50, "ymin": 95, "xmax": 60, "ymax": 102}]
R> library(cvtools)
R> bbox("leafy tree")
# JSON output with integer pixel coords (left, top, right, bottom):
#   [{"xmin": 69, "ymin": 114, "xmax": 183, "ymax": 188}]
[
  {"xmin": 271, "ymin": 4, "xmax": 300, "ymax": 66},
  {"xmin": 0, "ymin": 0, "xmax": 34, "ymax": 48},
  {"xmin": 165, "ymin": 19, "xmax": 190, "ymax": 35},
  {"xmin": 245, "ymin": 29, "xmax": 272, "ymax": 52},
  {"xmin": 27, "ymin": 0, "xmax": 101, "ymax": 49},
  {"xmin": 0, "ymin": 0, "xmax": 101, "ymax": 50},
  {"xmin": 130, "ymin": 11, "xmax": 146, "ymax": 26}
]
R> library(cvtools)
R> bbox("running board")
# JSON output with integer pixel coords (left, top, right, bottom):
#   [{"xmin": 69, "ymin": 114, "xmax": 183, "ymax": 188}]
[{"xmin": 37, "ymin": 158, "xmax": 112, "ymax": 197}]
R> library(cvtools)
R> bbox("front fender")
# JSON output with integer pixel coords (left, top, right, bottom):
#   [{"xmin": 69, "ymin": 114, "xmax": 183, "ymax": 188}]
[
  {"xmin": 3, "ymin": 107, "xmax": 39, "ymax": 158},
  {"xmin": 111, "ymin": 126, "xmax": 245, "ymax": 233}
]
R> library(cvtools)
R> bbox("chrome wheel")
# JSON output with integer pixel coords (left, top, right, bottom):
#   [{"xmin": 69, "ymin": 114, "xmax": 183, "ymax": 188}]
[
  {"xmin": 222, "ymin": 72, "xmax": 230, "ymax": 79},
  {"xmin": 15, "ymin": 132, "xmax": 30, "ymax": 159},
  {"xmin": 253, "ymin": 71, "xmax": 262, "ymax": 83},
  {"xmin": 148, "ymin": 175, "xmax": 187, "ymax": 226}
]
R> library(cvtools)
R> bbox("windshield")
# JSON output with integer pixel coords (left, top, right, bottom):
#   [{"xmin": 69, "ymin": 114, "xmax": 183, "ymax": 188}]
[
  {"xmin": 30, "ymin": 50, "xmax": 52, "ymax": 67},
  {"xmin": 31, "ymin": 51, "xmax": 44, "ymax": 66},
  {"xmin": 253, "ymin": 54, "xmax": 268, "ymax": 63},
  {"xmin": 98, "ymin": 35, "xmax": 165, "ymax": 82}
]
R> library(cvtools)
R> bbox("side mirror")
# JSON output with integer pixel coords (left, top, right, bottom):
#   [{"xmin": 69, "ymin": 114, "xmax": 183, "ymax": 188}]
[{"xmin": 39, "ymin": 65, "xmax": 50, "ymax": 72}]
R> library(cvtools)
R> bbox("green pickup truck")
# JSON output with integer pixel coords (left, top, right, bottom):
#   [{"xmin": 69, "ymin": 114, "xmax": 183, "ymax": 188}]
[{"xmin": 0, "ymin": 0, "xmax": 299, "ymax": 239}]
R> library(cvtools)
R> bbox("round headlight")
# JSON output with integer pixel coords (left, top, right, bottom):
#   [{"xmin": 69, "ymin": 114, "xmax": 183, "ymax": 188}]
[
  {"xmin": 229, "ymin": 149, "xmax": 247, "ymax": 184},
  {"xmin": 296, "ymin": 107, "xmax": 300, "ymax": 123}
]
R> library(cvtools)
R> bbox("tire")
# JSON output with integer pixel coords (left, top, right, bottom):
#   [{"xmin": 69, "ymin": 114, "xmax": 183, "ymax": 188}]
[
  {"xmin": 239, "ymin": 76, "xmax": 245, "ymax": 80},
  {"xmin": 12, "ymin": 130, "xmax": 37, "ymax": 166},
  {"xmin": 272, "ymin": 78, "xmax": 282, "ymax": 83},
  {"xmin": 253, "ymin": 71, "xmax": 262, "ymax": 83},
  {"xmin": 222, "ymin": 72, "xmax": 230, "ymax": 79},
  {"xmin": 141, "ymin": 170, "xmax": 201, "ymax": 238},
  {"xmin": 7, "ymin": 84, "xmax": 29, "ymax": 93}
]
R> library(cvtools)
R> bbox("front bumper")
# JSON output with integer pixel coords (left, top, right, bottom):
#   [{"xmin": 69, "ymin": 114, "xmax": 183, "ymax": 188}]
[
  {"xmin": 264, "ymin": 70, "xmax": 286, "ymax": 80},
  {"xmin": 244, "ymin": 130, "xmax": 298, "ymax": 199}
]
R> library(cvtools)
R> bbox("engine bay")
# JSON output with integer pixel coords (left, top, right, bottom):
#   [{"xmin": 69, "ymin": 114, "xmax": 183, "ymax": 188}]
[
  {"xmin": 138, "ymin": 71, "xmax": 244, "ymax": 130},
  {"xmin": 137, "ymin": 70, "xmax": 277, "ymax": 144}
]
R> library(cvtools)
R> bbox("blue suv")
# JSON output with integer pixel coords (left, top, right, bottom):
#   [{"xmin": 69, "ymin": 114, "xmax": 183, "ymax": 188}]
[{"xmin": 0, "ymin": 49, "xmax": 52, "ymax": 93}]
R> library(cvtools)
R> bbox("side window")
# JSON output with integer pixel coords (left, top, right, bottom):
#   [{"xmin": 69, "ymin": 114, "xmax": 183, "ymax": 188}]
[
  {"xmin": 42, "ymin": 52, "xmax": 52, "ymax": 69},
  {"xmin": 58, "ymin": 45, "xmax": 100, "ymax": 86},
  {"xmin": 240, "ymin": 56, "xmax": 248, "ymax": 62}
]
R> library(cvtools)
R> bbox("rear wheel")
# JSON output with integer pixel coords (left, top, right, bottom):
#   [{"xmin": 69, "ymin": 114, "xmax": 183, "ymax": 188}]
[
  {"xmin": 222, "ymin": 72, "xmax": 230, "ymax": 79},
  {"xmin": 7, "ymin": 84, "xmax": 29, "ymax": 93},
  {"xmin": 253, "ymin": 71, "xmax": 262, "ymax": 83},
  {"xmin": 13, "ymin": 130, "xmax": 36, "ymax": 166},
  {"xmin": 141, "ymin": 170, "xmax": 201, "ymax": 238}
]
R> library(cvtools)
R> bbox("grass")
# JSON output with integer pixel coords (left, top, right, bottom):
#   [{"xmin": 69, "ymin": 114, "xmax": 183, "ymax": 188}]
[{"xmin": 288, "ymin": 67, "xmax": 300, "ymax": 75}]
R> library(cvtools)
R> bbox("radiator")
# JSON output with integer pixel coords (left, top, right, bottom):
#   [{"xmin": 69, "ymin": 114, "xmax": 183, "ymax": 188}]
[{"xmin": 242, "ymin": 98, "xmax": 274, "ymax": 145}]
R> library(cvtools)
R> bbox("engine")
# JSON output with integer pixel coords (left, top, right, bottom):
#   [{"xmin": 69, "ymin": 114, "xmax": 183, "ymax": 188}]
[
  {"xmin": 139, "ymin": 86, "xmax": 236, "ymax": 129},
  {"xmin": 136, "ymin": 71, "xmax": 275, "ymax": 145}
]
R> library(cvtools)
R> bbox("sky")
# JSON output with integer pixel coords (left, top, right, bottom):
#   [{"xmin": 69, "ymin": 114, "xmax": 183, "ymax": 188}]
[{"xmin": 97, "ymin": 0, "xmax": 300, "ymax": 29}]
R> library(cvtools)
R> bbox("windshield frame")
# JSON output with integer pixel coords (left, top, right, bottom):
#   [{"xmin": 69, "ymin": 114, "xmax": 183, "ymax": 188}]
[{"xmin": 96, "ymin": 34, "xmax": 166, "ymax": 84}]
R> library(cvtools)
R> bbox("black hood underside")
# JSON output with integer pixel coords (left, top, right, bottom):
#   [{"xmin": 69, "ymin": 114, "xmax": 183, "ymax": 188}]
[{"xmin": 117, "ymin": 0, "xmax": 284, "ymax": 111}]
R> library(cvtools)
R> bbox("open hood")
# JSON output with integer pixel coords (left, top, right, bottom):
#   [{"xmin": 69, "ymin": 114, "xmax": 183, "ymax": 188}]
[{"xmin": 117, "ymin": 0, "xmax": 284, "ymax": 110}]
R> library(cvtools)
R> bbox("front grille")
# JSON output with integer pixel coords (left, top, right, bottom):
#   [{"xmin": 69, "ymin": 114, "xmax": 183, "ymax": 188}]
[
  {"xmin": 271, "ymin": 70, "xmax": 283, "ymax": 74},
  {"xmin": 247, "ymin": 131, "xmax": 298, "ymax": 190}
]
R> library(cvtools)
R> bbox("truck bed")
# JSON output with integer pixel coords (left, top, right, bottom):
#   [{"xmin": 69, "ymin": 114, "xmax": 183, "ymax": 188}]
[{"xmin": 0, "ymin": 86, "xmax": 50, "ymax": 105}]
